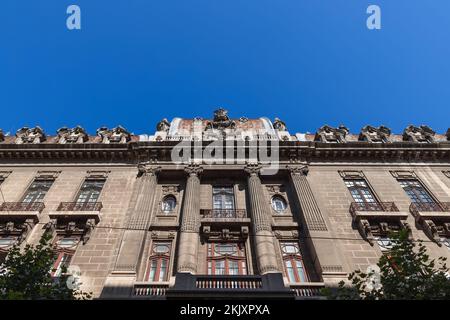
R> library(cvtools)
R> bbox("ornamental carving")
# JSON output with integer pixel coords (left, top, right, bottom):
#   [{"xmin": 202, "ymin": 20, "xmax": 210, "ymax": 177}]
[
  {"xmin": 205, "ymin": 108, "xmax": 236, "ymax": 130},
  {"xmin": 137, "ymin": 162, "xmax": 161, "ymax": 177},
  {"xmin": 0, "ymin": 129, "xmax": 4, "ymax": 142},
  {"xmin": 15, "ymin": 126, "xmax": 46, "ymax": 144},
  {"xmin": 156, "ymin": 118, "xmax": 170, "ymax": 132},
  {"xmin": 184, "ymin": 163, "xmax": 203, "ymax": 176},
  {"xmin": 96, "ymin": 126, "xmax": 131, "ymax": 144},
  {"xmin": 244, "ymin": 163, "xmax": 262, "ymax": 176},
  {"xmin": 56, "ymin": 126, "xmax": 88, "ymax": 144},
  {"xmin": 0, "ymin": 219, "xmax": 35, "ymax": 245},
  {"xmin": 286, "ymin": 165, "xmax": 308, "ymax": 176},
  {"xmin": 44, "ymin": 218, "xmax": 96, "ymax": 245},
  {"xmin": 314, "ymin": 125, "xmax": 348, "ymax": 143},
  {"xmin": 273, "ymin": 118, "xmax": 287, "ymax": 131},
  {"xmin": 359, "ymin": 125, "xmax": 391, "ymax": 143},
  {"xmin": 403, "ymin": 125, "xmax": 435, "ymax": 143}
]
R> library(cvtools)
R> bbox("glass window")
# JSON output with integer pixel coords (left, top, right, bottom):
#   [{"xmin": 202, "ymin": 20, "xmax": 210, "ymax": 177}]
[
  {"xmin": 441, "ymin": 238, "xmax": 450, "ymax": 251},
  {"xmin": 399, "ymin": 180, "xmax": 435, "ymax": 204},
  {"xmin": 22, "ymin": 180, "xmax": 53, "ymax": 203},
  {"xmin": 51, "ymin": 236, "xmax": 80, "ymax": 277},
  {"xmin": 207, "ymin": 243, "xmax": 247, "ymax": 275},
  {"xmin": 0, "ymin": 236, "xmax": 18, "ymax": 249},
  {"xmin": 145, "ymin": 242, "xmax": 171, "ymax": 282},
  {"xmin": 271, "ymin": 195, "xmax": 287, "ymax": 213},
  {"xmin": 376, "ymin": 236, "xmax": 395, "ymax": 252},
  {"xmin": 281, "ymin": 242, "xmax": 308, "ymax": 283},
  {"xmin": 161, "ymin": 196, "xmax": 176, "ymax": 214},
  {"xmin": 344, "ymin": 179, "xmax": 376, "ymax": 204},
  {"xmin": 76, "ymin": 180, "xmax": 105, "ymax": 204},
  {"xmin": 213, "ymin": 187, "xmax": 235, "ymax": 210}
]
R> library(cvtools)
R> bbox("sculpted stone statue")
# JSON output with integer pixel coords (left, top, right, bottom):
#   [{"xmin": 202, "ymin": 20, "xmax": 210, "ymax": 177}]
[
  {"xmin": 205, "ymin": 108, "xmax": 236, "ymax": 130},
  {"xmin": 315, "ymin": 125, "xmax": 348, "ymax": 143},
  {"xmin": 273, "ymin": 118, "xmax": 287, "ymax": 131},
  {"xmin": 156, "ymin": 118, "xmax": 170, "ymax": 132},
  {"xmin": 97, "ymin": 125, "xmax": 131, "ymax": 144},
  {"xmin": 56, "ymin": 126, "xmax": 88, "ymax": 144},
  {"xmin": 403, "ymin": 125, "xmax": 435, "ymax": 143},
  {"xmin": 359, "ymin": 125, "xmax": 391, "ymax": 143},
  {"xmin": 15, "ymin": 126, "xmax": 46, "ymax": 144}
]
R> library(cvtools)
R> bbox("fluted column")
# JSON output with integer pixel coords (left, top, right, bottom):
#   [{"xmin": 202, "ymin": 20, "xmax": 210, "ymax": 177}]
[
  {"xmin": 114, "ymin": 163, "xmax": 161, "ymax": 272},
  {"xmin": 287, "ymin": 165, "xmax": 346, "ymax": 283},
  {"xmin": 177, "ymin": 164, "xmax": 203, "ymax": 274},
  {"xmin": 245, "ymin": 164, "xmax": 280, "ymax": 274}
]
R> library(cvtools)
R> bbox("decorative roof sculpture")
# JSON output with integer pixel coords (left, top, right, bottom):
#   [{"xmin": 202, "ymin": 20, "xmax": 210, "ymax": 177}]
[
  {"xmin": 56, "ymin": 126, "xmax": 88, "ymax": 144},
  {"xmin": 359, "ymin": 125, "xmax": 391, "ymax": 143},
  {"xmin": 15, "ymin": 126, "xmax": 46, "ymax": 144},
  {"xmin": 96, "ymin": 126, "xmax": 131, "ymax": 144},
  {"xmin": 403, "ymin": 125, "xmax": 435, "ymax": 143},
  {"xmin": 315, "ymin": 125, "xmax": 349, "ymax": 143}
]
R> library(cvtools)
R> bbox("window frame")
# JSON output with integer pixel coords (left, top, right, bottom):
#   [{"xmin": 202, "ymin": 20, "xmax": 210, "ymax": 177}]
[
  {"xmin": 280, "ymin": 242, "xmax": 309, "ymax": 283},
  {"xmin": 212, "ymin": 186, "xmax": 235, "ymax": 210},
  {"xmin": 206, "ymin": 242, "xmax": 247, "ymax": 276},
  {"xmin": 271, "ymin": 195, "xmax": 288, "ymax": 213},
  {"xmin": 343, "ymin": 178, "xmax": 380, "ymax": 205},
  {"xmin": 21, "ymin": 179, "xmax": 54, "ymax": 204},
  {"xmin": 74, "ymin": 179, "xmax": 105, "ymax": 204},
  {"xmin": 145, "ymin": 242, "xmax": 172, "ymax": 282},
  {"xmin": 397, "ymin": 178, "xmax": 437, "ymax": 205},
  {"xmin": 51, "ymin": 236, "xmax": 80, "ymax": 277},
  {"xmin": 161, "ymin": 195, "xmax": 177, "ymax": 214}
]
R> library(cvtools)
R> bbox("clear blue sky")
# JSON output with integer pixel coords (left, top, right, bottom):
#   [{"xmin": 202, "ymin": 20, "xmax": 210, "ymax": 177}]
[{"xmin": 1, "ymin": 1, "xmax": 449, "ymax": 136}]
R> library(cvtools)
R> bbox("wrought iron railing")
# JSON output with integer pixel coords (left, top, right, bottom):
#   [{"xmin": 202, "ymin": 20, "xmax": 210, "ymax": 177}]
[
  {"xmin": 195, "ymin": 275, "xmax": 263, "ymax": 290},
  {"xmin": 409, "ymin": 202, "xmax": 450, "ymax": 215},
  {"xmin": 133, "ymin": 283, "xmax": 169, "ymax": 297},
  {"xmin": 57, "ymin": 202, "xmax": 103, "ymax": 211},
  {"xmin": 290, "ymin": 283, "xmax": 325, "ymax": 298},
  {"xmin": 350, "ymin": 201, "xmax": 399, "ymax": 214},
  {"xmin": 0, "ymin": 202, "xmax": 45, "ymax": 212},
  {"xmin": 201, "ymin": 209, "xmax": 247, "ymax": 219}
]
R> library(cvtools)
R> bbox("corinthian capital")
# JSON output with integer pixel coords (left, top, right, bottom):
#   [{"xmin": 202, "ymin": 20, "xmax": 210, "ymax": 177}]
[
  {"xmin": 244, "ymin": 163, "xmax": 262, "ymax": 176},
  {"xmin": 184, "ymin": 163, "xmax": 203, "ymax": 176},
  {"xmin": 286, "ymin": 165, "xmax": 309, "ymax": 176},
  {"xmin": 137, "ymin": 162, "xmax": 161, "ymax": 177}
]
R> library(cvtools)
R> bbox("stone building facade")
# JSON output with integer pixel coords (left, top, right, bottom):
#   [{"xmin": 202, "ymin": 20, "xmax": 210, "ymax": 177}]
[{"xmin": 0, "ymin": 109, "xmax": 449, "ymax": 299}]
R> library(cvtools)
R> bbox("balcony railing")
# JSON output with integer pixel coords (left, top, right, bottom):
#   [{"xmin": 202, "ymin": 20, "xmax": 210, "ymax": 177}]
[
  {"xmin": 56, "ymin": 202, "xmax": 103, "ymax": 211},
  {"xmin": 201, "ymin": 209, "xmax": 247, "ymax": 219},
  {"xmin": 133, "ymin": 282, "xmax": 169, "ymax": 297},
  {"xmin": 350, "ymin": 201, "xmax": 399, "ymax": 214},
  {"xmin": 0, "ymin": 202, "xmax": 45, "ymax": 212},
  {"xmin": 409, "ymin": 202, "xmax": 450, "ymax": 215},
  {"xmin": 195, "ymin": 275, "xmax": 263, "ymax": 290},
  {"xmin": 290, "ymin": 283, "xmax": 325, "ymax": 298}
]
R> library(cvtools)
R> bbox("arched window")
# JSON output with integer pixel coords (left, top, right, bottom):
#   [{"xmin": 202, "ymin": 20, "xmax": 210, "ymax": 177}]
[
  {"xmin": 271, "ymin": 195, "xmax": 287, "ymax": 213},
  {"xmin": 161, "ymin": 195, "xmax": 176, "ymax": 214},
  {"xmin": 281, "ymin": 242, "xmax": 308, "ymax": 283},
  {"xmin": 145, "ymin": 242, "xmax": 171, "ymax": 282},
  {"xmin": 207, "ymin": 243, "xmax": 247, "ymax": 275},
  {"xmin": 51, "ymin": 236, "xmax": 80, "ymax": 277}
]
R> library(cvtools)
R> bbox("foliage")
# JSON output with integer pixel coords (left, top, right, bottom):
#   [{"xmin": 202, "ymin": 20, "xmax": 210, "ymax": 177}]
[
  {"xmin": 0, "ymin": 233, "xmax": 91, "ymax": 300},
  {"xmin": 325, "ymin": 230, "xmax": 450, "ymax": 300}
]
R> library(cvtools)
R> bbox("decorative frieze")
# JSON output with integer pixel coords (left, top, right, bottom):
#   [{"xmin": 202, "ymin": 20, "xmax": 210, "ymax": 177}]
[
  {"xmin": 56, "ymin": 126, "xmax": 88, "ymax": 144},
  {"xmin": 15, "ymin": 126, "xmax": 46, "ymax": 144},
  {"xmin": 403, "ymin": 125, "xmax": 435, "ymax": 143},
  {"xmin": 97, "ymin": 125, "xmax": 131, "ymax": 144},
  {"xmin": 359, "ymin": 125, "xmax": 391, "ymax": 143}
]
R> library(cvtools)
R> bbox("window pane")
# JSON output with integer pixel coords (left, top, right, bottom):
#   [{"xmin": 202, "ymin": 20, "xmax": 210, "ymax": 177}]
[
  {"xmin": 149, "ymin": 259, "xmax": 157, "ymax": 281},
  {"xmin": 271, "ymin": 196, "xmax": 287, "ymax": 212},
  {"xmin": 22, "ymin": 180, "xmax": 53, "ymax": 203},
  {"xmin": 285, "ymin": 260, "xmax": 296, "ymax": 283},
  {"xmin": 213, "ymin": 187, "xmax": 235, "ymax": 210},
  {"xmin": 76, "ymin": 180, "xmax": 104, "ymax": 203},
  {"xmin": 159, "ymin": 259, "xmax": 168, "ymax": 281}
]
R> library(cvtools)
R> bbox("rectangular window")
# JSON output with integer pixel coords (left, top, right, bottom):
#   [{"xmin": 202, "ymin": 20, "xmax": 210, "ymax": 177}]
[
  {"xmin": 213, "ymin": 186, "xmax": 235, "ymax": 210},
  {"xmin": 51, "ymin": 236, "xmax": 80, "ymax": 277},
  {"xmin": 280, "ymin": 242, "xmax": 308, "ymax": 283},
  {"xmin": 22, "ymin": 179, "xmax": 54, "ymax": 203},
  {"xmin": 399, "ymin": 179, "xmax": 435, "ymax": 204},
  {"xmin": 207, "ymin": 243, "xmax": 247, "ymax": 275},
  {"xmin": 344, "ymin": 179, "xmax": 377, "ymax": 204},
  {"xmin": 145, "ymin": 242, "xmax": 171, "ymax": 282},
  {"xmin": 75, "ymin": 179, "xmax": 105, "ymax": 204}
]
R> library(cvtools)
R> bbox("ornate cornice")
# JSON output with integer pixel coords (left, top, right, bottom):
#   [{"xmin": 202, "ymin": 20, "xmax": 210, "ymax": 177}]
[
  {"xmin": 137, "ymin": 162, "xmax": 161, "ymax": 177},
  {"xmin": 244, "ymin": 163, "xmax": 262, "ymax": 176},
  {"xmin": 184, "ymin": 163, "xmax": 203, "ymax": 176}
]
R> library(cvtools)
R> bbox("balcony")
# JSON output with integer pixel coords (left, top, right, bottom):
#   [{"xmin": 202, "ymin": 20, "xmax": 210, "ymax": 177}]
[
  {"xmin": 201, "ymin": 209, "xmax": 247, "ymax": 219},
  {"xmin": 167, "ymin": 273, "xmax": 294, "ymax": 299},
  {"xmin": 133, "ymin": 282, "xmax": 169, "ymax": 299},
  {"xmin": 0, "ymin": 202, "xmax": 44, "ymax": 222},
  {"xmin": 48, "ymin": 202, "xmax": 102, "ymax": 223},
  {"xmin": 290, "ymin": 282, "xmax": 325, "ymax": 300},
  {"xmin": 349, "ymin": 201, "xmax": 408, "ymax": 221},
  {"xmin": 409, "ymin": 202, "xmax": 450, "ymax": 243}
]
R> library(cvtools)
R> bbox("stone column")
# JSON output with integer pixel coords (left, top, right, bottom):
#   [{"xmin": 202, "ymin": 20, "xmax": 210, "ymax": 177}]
[
  {"xmin": 176, "ymin": 164, "xmax": 203, "ymax": 274},
  {"xmin": 101, "ymin": 163, "xmax": 160, "ymax": 298},
  {"xmin": 245, "ymin": 164, "xmax": 280, "ymax": 275},
  {"xmin": 287, "ymin": 165, "xmax": 347, "ymax": 284}
]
